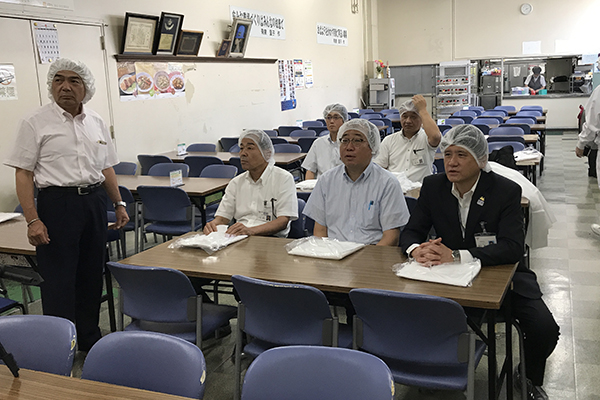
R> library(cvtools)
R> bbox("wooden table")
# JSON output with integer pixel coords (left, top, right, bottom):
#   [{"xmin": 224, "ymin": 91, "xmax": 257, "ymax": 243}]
[
  {"xmin": 159, "ymin": 151, "xmax": 306, "ymax": 167},
  {"xmin": 0, "ymin": 368, "xmax": 189, "ymax": 399},
  {"xmin": 0, "ymin": 216, "xmax": 34, "ymax": 257},
  {"xmin": 121, "ymin": 235, "xmax": 516, "ymax": 399}
]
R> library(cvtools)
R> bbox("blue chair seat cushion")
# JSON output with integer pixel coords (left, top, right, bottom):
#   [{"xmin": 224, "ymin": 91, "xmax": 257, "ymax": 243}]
[
  {"xmin": 125, "ymin": 303, "xmax": 236, "ymax": 342},
  {"xmin": 144, "ymin": 221, "xmax": 203, "ymax": 236}
]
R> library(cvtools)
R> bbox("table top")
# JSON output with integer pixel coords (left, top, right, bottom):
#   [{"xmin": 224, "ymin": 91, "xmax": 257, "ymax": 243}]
[
  {"xmin": 121, "ymin": 235, "xmax": 516, "ymax": 309},
  {"xmin": 0, "ymin": 216, "xmax": 34, "ymax": 256},
  {"xmin": 508, "ymin": 109, "xmax": 547, "ymax": 116},
  {"xmin": 117, "ymin": 175, "xmax": 231, "ymax": 197},
  {"xmin": 159, "ymin": 151, "xmax": 306, "ymax": 166},
  {"xmin": 0, "ymin": 368, "xmax": 189, "ymax": 400},
  {"xmin": 503, "ymin": 116, "xmax": 546, "ymax": 123}
]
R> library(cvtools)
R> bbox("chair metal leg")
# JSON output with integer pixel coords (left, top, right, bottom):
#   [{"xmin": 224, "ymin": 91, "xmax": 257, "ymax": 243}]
[
  {"xmin": 234, "ymin": 303, "xmax": 244, "ymax": 400},
  {"xmin": 104, "ymin": 267, "xmax": 117, "ymax": 332}
]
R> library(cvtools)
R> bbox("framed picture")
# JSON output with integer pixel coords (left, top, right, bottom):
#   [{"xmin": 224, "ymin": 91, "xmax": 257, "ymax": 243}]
[
  {"xmin": 121, "ymin": 13, "xmax": 160, "ymax": 55},
  {"xmin": 175, "ymin": 30, "xmax": 204, "ymax": 56},
  {"xmin": 154, "ymin": 12, "xmax": 184, "ymax": 55},
  {"xmin": 216, "ymin": 39, "xmax": 232, "ymax": 58},
  {"xmin": 228, "ymin": 18, "xmax": 253, "ymax": 58}
]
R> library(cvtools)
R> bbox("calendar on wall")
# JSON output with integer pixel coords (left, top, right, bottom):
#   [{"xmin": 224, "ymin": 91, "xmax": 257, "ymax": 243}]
[{"xmin": 33, "ymin": 21, "xmax": 60, "ymax": 64}]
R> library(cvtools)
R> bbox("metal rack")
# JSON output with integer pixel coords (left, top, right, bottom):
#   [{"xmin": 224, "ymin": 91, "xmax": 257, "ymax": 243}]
[{"xmin": 435, "ymin": 61, "xmax": 478, "ymax": 119}]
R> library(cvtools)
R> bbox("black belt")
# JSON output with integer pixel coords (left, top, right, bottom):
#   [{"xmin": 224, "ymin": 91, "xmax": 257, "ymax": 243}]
[{"xmin": 41, "ymin": 182, "xmax": 103, "ymax": 195}]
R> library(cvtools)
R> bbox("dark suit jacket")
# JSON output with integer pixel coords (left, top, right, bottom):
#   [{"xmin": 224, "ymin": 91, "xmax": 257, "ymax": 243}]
[{"xmin": 400, "ymin": 171, "xmax": 542, "ymax": 299}]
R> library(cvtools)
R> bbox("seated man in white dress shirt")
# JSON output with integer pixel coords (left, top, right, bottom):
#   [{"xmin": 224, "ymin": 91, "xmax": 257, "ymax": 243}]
[
  {"xmin": 301, "ymin": 103, "xmax": 348, "ymax": 179},
  {"xmin": 204, "ymin": 129, "xmax": 298, "ymax": 237},
  {"xmin": 374, "ymin": 94, "xmax": 441, "ymax": 183}
]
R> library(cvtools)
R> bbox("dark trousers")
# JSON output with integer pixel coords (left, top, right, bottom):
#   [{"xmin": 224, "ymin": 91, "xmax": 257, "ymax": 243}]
[{"xmin": 37, "ymin": 187, "xmax": 107, "ymax": 351}]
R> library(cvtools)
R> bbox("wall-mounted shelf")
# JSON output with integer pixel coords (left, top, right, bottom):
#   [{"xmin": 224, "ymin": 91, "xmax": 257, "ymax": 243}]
[{"xmin": 114, "ymin": 54, "xmax": 277, "ymax": 64}]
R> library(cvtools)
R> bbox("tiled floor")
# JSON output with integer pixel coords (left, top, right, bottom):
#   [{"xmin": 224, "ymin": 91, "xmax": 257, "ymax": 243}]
[{"xmin": 8, "ymin": 133, "xmax": 600, "ymax": 399}]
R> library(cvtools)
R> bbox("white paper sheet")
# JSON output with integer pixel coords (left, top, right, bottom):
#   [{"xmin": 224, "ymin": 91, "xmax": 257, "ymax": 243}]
[
  {"xmin": 285, "ymin": 237, "xmax": 366, "ymax": 260},
  {"xmin": 393, "ymin": 259, "xmax": 482, "ymax": 287}
]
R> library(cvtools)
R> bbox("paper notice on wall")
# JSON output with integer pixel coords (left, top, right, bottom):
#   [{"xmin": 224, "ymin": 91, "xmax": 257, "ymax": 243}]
[
  {"xmin": 0, "ymin": 0, "xmax": 74, "ymax": 10},
  {"xmin": 316, "ymin": 23, "xmax": 348, "ymax": 46},
  {"xmin": 118, "ymin": 62, "xmax": 185, "ymax": 101},
  {"xmin": 0, "ymin": 64, "xmax": 18, "ymax": 101},
  {"xmin": 33, "ymin": 21, "xmax": 60, "ymax": 64},
  {"xmin": 293, "ymin": 59, "xmax": 305, "ymax": 89},
  {"xmin": 230, "ymin": 6, "xmax": 285, "ymax": 40},
  {"xmin": 522, "ymin": 41, "xmax": 541, "ymax": 55},
  {"xmin": 304, "ymin": 60, "xmax": 314, "ymax": 88},
  {"xmin": 278, "ymin": 59, "xmax": 296, "ymax": 111}
]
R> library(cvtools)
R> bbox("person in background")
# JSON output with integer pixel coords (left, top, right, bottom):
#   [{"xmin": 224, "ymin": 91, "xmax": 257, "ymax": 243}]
[
  {"xmin": 575, "ymin": 83, "xmax": 600, "ymax": 237},
  {"xmin": 400, "ymin": 124, "xmax": 559, "ymax": 400},
  {"xmin": 301, "ymin": 104, "xmax": 347, "ymax": 179},
  {"xmin": 525, "ymin": 66, "xmax": 546, "ymax": 94},
  {"xmin": 374, "ymin": 94, "xmax": 441, "ymax": 183},
  {"xmin": 4, "ymin": 58, "xmax": 129, "ymax": 351},
  {"xmin": 204, "ymin": 129, "xmax": 298, "ymax": 237}
]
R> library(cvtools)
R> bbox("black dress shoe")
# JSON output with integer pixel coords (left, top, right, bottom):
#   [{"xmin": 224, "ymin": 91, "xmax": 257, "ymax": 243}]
[{"xmin": 514, "ymin": 368, "xmax": 549, "ymax": 400}]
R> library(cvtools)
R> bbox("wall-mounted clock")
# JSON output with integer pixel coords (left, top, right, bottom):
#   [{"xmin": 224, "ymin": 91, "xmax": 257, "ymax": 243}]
[{"xmin": 520, "ymin": 3, "xmax": 533, "ymax": 15}]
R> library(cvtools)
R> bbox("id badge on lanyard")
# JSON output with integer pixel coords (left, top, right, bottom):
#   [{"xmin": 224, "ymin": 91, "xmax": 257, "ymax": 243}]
[{"xmin": 474, "ymin": 221, "xmax": 497, "ymax": 247}]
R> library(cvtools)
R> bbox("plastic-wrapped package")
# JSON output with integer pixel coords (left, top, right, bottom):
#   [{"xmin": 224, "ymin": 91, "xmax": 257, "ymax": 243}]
[
  {"xmin": 295, "ymin": 179, "xmax": 318, "ymax": 191},
  {"xmin": 284, "ymin": 237, "xmax": 366, "ymax": 260},
  {"xmin": 514, "ymin": 148, "xmax": 543, "ymax": 162},
  {"xmin": 167, "ymin": 225, "xmax": 247, "ymax": 255},
  {"xmin": 392, "ymin": 259, "xmax": 482, "ymax": 287}
]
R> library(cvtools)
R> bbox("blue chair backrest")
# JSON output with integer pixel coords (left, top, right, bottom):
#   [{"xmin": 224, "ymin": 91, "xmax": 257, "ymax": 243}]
[
  {"xmin": 0, "ymin": 315, "xmax": 76, "ymax": 376},
  {"xmin": 288, "ymin": 198, "xmax": 306, "ymax": 239},
  {"xmin": 241, "ymin": 346, "xmax": 394, "ymax": 400},
  {"xmin": 199, "ymin": 164, "xmax": 238, "ymax": 179},
  {"xmin": 270, "ymin": 137, "xmax": 288, "ymax": 145},
  {"xmin": 232, "ymin": 275, "xmax": 334, "ymax": 345},
  {"xmin": 278, "ymin": 126, "xmax": 300, "ymax": 137},
  {"xmin": 137, "ymin": 155, "xmax": 172, "ymax": 175},
  {"xmin": 516, "ymin": 111, "xmax": 542, "ymax": 118},
  {"xmin": 453, "ymin": 115, "xmax": 473, "ymax": 124},
  {"xmin": 489, "ymin": 126, "xmax": 525, "ymax": 136},
  {"xmin": 229, "ymin": 157, "xmax": 244, "ymax": 175},
  {"xmin": 473, "ymin": 117, "xmax": 502, "ymax": 125},
  {"xmin": 495, "ymin": 105, "xmax": 516, "ymax": 112},
  {"xmin": 113, "ymin": 161, "xmax": 137, "ymax": 175},
  {"xmin": 404, "ymin": 196, "xmax": 418, "ymax": 214},
  {"xmin": 184, "ymin": 155, "xmax": 223, "ymax": 177},
  {"xmin": 469, "ymin": 123, "xmax": 490, "ymax": 135},
  {"xmin": 358, "ymin": 109, "xmax": 374, "ymax": 115},
  {"xmin": 444, "ymin": 118, "xmax": 464, "ymax": 126},
  {"xmin": 370, "ymin": 119, "xmax": 385, "ymax": 126},
  {"xmin": 520, "ymin": 105, "xmax": 543, "ymax": 112},
  {"xmin": 319, "ymin": 130, "xmax": 330, "ymax": 137},
  {"xmin": 348, "ymin": 112, "xmax": 360, "ymax": 119},
  {"xmin": 482, "ymin": 110, "xmax": 507, "ymax": 117},
  {"xmin": 229, "ymin": 144, "xmax": 241, "ymax": 152},
  {"xmin": 82, "ymin": 331, "xmax": 206, "ymax": 399},
  {"xmin": 297, "ymin": 137, "xmax": 318, "ymax": 153},
  {"xmin": 453, "ymin": 110, "xmax": 477, "ymax": 117},
  {"xmin": 290, "ymin": 129, "xmax": 317, "ymax": 138},
  {"xmin": 263, "ymin": 130, "xmax": 278, "ymax": 137},
  {"xmin": 468, "ymin": 105, "xmax": 484, "ymax": 112},
  {"xmin": 506, "ymin": 117, "xmax": 536, "ymax": 125},
  {"xmin": 136, "ymin": 186, "xmax": 192, "ymax": 223},
  {"xmin": 274, "ymin": 143, "xmax": 302, "ymax": 153},
  {"xmin": 302, "ymin": 121, "xmax": 324, "ymax": 128},
  {"xmin": 361, "ymin": 113, "xmax": 384, "ymax": 120},
  {"xmin": 316, "ymin": 119, "xmax": 326, "ymax": 125},
  {"xmin": 148, "ymin": 163, "xmax": 189, "ymax": 177},
  {"xmin": 186, "ymin": 143, "xmax": 216, "ymax": 152},
  {"xmin": 220, "ymin": 137, "xmax": 240, "ymax": 152},
  {"xmin": 437, "ymin": 124, "xmax": 452, "ymax": 133},
  {"xmin": 501, "ymin": 122, "xmax": 530, "ymax": 134},
  {"xmin": 308, "ymin": 126, "xmax": 329, "ymax": 135},
  {"xmin": 488, "ymin": 141, "xmax": 525, "ymax": 153},
  {"xmin": 487, "ymin": 135, "xmax": 525, "ymax": 145}
]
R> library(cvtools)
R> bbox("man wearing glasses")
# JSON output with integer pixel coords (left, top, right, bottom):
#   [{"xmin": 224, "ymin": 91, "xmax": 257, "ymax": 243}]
[
  {"xmin": 304, "ymin": 119, "xmax": 410, "ymax": 246},
  {"xmin": 301, "ymin": 104, "xmax": 347, "ymax": 179}
]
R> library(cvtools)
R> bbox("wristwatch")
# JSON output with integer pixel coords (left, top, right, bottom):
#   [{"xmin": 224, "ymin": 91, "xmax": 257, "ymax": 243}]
[
  {"xmin": 113, "ymin": 201, "xmax": 127, "ymax": 209},
  {"xmin": 452, "ymin": 250, "xmax": 461, "ymax": 263}
]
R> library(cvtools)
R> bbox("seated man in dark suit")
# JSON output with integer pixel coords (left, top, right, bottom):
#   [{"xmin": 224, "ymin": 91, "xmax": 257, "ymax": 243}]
[{"xmin": 400, "ymin": 124, "xmax": 559, "ymax": 400}]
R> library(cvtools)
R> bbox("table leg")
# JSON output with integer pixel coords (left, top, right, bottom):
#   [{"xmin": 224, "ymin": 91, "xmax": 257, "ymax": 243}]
[
  {"xmin": 504, "ymin": 292, "xmax": 513, "ymax": 400},
  {"xmin": 488, "ymin": 309, "xmax": 497, "ymax": 400},
  {"xmin": 190, "ymin": 196, "xmax": 207, "ymax": 228}
]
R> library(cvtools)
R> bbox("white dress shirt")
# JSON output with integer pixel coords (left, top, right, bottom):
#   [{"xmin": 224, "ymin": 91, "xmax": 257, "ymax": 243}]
[
  {"xmin": 215, "ymin": 164, "xmax": 298, "ymax": 237},
  {"xmin": 4, "ymin": 102, "xmax": 118, "ymax": 188},
  {"xmin": 300, "ymin": 134, "xmax": 342, "ymax": 178}
]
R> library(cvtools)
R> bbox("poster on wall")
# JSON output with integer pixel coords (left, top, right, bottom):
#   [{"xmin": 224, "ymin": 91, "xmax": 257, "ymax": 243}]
[
  {"xmin": 0, "ymin": 0, "xmax": 74, "ymax": 11},
  {"xmin": 117, "ymin": 62, "xmax": 185, "ymax": 101},
  {"xmin": 0, "ymin": 64, "xmax": 18, "ymax": 101},
  {"xmin": 303, "ymin": 60, "xmax": 313, "ymax": 88},
  {"xmin": 316, "ymin": 23, "xmax": 348, "ymax": 46},
  {"xmin": 230, "ymin": 6, "xmax": 285, "ymax": 40},
  {"xmin": 293, "ymin": 59, "xmax": 305, "ymax": 89},
  {"xmin": 278, "ymin": 60, "xmax": 296, "ymax": 111}
]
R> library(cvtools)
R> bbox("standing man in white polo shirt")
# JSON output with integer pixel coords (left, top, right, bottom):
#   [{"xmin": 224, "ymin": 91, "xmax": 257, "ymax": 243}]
[
  {"xmin": 4, "ymin": 58, "xmax": 129, "ymax": 351},
  {"xmin": 301, "ymin": 103, "xmax": 347, "ymax": 179},
  {"xmin": 374, "ymin": 94, "xmax": 441, "ymax": 183},
  {"xmin": 204, "ymin": 129, "xmax": 298, "ymax": 237}
]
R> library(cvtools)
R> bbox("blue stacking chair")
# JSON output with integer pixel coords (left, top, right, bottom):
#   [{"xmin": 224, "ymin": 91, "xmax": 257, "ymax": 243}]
[
  {"xmin": 306, "ymin": 126, "xmax": 328, "ymax": 135},
  {"xmin": 137, "ymin": 186, "xmax": 201, "ymax": 249},
  {"xmin": 445, "ymin": 118, "xmax": 465, "ymax": 126},
  {"xmin": 473, "ymin": 116, "xmax": 503, "ymax": 125},
  {"xmin": 297, "ymin": 137, "xmax": 318, "ymax": 153},
  {"xmin": 289, "ymin": 129, "xmax": 316, "ymax": 138},
  {"xmin": 148, "ymin": 163, "xmax": 189, "ymax": 177},
  {"xmin": 112, "ymin": 161, "xmax": 137, "ymax": 175},
  {"xmin": 495, "ymin": 105, "xmax": 516, "ymax": 112},
  {"xmin": 278, "ymin": 126, "xmax": 300, "ymax": 137},
  {"xmin": 200, "ymin": 165, "xmax": 238, "ymax": 223},
  {"xmin": 229, "ymin": 144, "xmax": 241, "ymax": 152},
  {"xmin": 184, "ymin": 155, "xmax": 223, "ymax": 177},
  {"xmin": 106, "ymin": 262, "xmax": 236, "ymax": 349},
  {"xmin": 501, "ymin": 122, "xmax": 531, "ymax": 134},
  {"xmin": 437, "ymin": 124, "xmax": 452, "ymax": 134},
  {"xmin": 358, "ymin": 109, "xmax": 374, "ymax": 115},
  {"xmin": 263, "ymin": 130, "xmax": 278, "ymax": 137},
  {"xmin": 220, "ymin": 137, "xmax": 240, "ymax": 152},
  {"xmin": 482, "ymin": 110, "xmax": 508, "ymax": 117},
  {"xmin": 489, "ymin": 126, "xmax": 525, "ymax": 137},
  {"xmin": 137, "ymin": 155, "xmax": 172, "ymax": 176},
  {"xmin": 232, "ymin": 274, "xmax": 352, "ymax": 400},
  {"xmin": 348, "ymin": 112, "xmax": 360, "ymax": 119},
  {"xmin": 350, "ymin": 289, "xmax": 486, "ymax": 400},
  {"xmin": 506, "ymin": 117, "xmax": 536, "ymax": 125},
  {"xmin": 0, "ymin": 315, "xmax": 76, "ymax": 376},
  {"xmin": 186, "ymin": 143, "xmax": 216, "ymax": 152},
  {"xmin": 302, "ymin": 120, "xmax": 324, "ymax": 128},
  {"xmin": 467, "ymin": 106, "xmax": 483, "ymax": 114},
  {"xmin": 452, "ymin": 115, "xmax": 474, "ymax": 123},
  {"xmin": 273, "ymin": 143, "xmax": 302, "ymax": 153},
  {"xmin": 288, "ymin": 198, "xmax": 306, "ymax": 239},
  {"xmin": 488, "ymin": 141, "xmax": 525, "ymax": 153},
  {"xmin": 520, "ymin": 105, "xmax": 543, "ymax": 112},
  {"xmin": 404, "ymin": 196, "xmax": 418, "ymax": 214},
  {"xmin": 361, "ymin": 112, "xmax": 384, "ymax": 119},
  {"xmin": 316, "ymin": 118, "xmax": 327, "ymax": 125},
  {"xmin": 82, "ymin": 331, "xmax": 207, "ymax": 399},
  {"xmin": 229, "ymin": 157, "xmax": 244, "ymax": 175},
  {"xmin": 453, "ymin": 110, "xmax": 477, "ymax": 118},
  {"xmin": 241, "ymin": 346, "xmax": 394, "ymax": 400},
  {"xmin": 270, "ymin": 137, "xmax": 288, "ymax": 145},
  {"xmin": 516, "ymin": 111, "xmax": 542, "ymax": 121},
  {"xmin": 470, "ymin": 122, "xmax": 490, "ymax": 135}
]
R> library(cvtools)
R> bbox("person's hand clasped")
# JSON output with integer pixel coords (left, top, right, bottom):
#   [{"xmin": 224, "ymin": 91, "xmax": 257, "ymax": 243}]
[
  {"xmin": 226, "ymin": 222, "xmax": 255, "ymax": 236},
  {"xmin": 108, "ymin": 208, "xmax": 129, "ymax": 230},
  {"xmin": 411, "ymin": 238, "xmax": 453, "ymax": 266},
  {"xmin": 27, "ymin": 220, "xmax": 50, "ymax": 246}
]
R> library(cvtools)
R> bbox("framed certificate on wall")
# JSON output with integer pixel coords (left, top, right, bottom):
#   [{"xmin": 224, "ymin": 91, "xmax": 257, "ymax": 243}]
[
  {"xmin": 121, "ymin": 13, "xmax": 159, "ymax": 55},
  {"xmin": 155, "ymin": 12, "xmax": 184, "ymax": 55}
]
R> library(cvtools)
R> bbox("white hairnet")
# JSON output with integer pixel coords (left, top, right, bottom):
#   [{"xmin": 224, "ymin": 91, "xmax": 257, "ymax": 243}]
[
  {"xmin": 47, "ymin": 58, "xmax": 96, "ymax": 104},
  {"xmin": 439, "ymin": 124, "xmax": 491, "ymax": 172},
  {"xmin": 239, "ymin": 129, "xmax": 275, "ymax": 165},
  {"xmin": 397, "ymin": 99, "xmax": 420, "ymax": 118},
  {"xmin": 323, "ymin": 103, "xmax": 349, "ymax": 122},
  {"xmin": 338, "ymin": 119, "xmax": 381, "ymax": 156}
]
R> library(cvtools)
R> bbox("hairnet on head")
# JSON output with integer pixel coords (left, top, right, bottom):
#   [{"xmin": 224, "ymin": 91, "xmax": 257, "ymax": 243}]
[
  {"xmin": 439, "ymin": 124, "xmax": 491, "ymax": 172},
  {"xmin": 239, "ymin": 129, "xmax": 275, "ymax": 165},
  {"xmin": 323, "ymin": 103, "xmax": 349, "ymax": 122},
  {"xmin": 337, "ymin": 119, "xmax": 381, "ymax": 155},
  {"xmin": 47, "ymin": 58, "xmax": 96, "ymax": 104},
  {"xmin": 397, "ymin": 98, "xmax": 420, "ymax": 118},
  {"xmin": 532, "ymin": 66, "xmax": 542, "ymax": 74}
]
